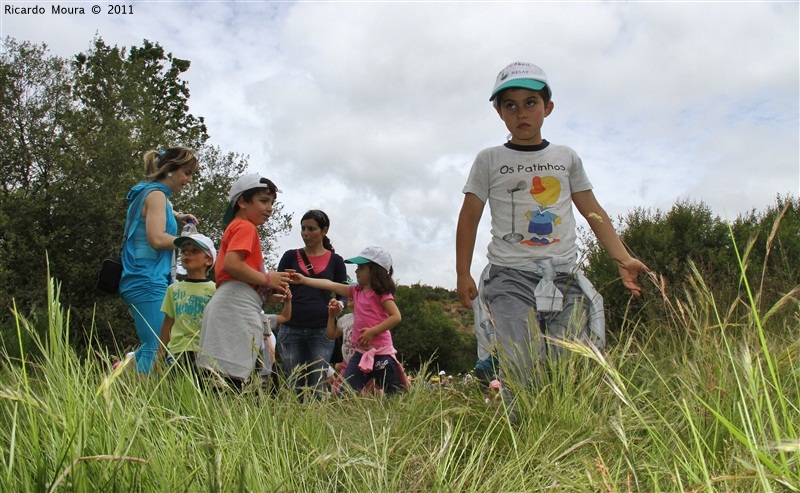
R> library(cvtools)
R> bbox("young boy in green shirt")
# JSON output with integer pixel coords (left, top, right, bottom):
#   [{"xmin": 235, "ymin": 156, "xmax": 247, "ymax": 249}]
[{"xmin": 159, "ymin": 233, "xmax": 217, "ymax": 377}]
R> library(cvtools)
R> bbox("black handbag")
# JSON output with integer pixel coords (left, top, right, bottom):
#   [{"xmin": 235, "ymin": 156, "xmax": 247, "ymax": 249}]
[
  {"xmin": 95, "ymin": 257, "xmax": 123, "ymax": 294},
  {"xmin": 95, "ymin": 192, "xmax": 143, "ymax": 294}
]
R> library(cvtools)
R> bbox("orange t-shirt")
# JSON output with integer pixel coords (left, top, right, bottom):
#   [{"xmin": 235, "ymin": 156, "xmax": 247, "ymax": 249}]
[{"xmin": 215, "ymin": 218, "xmax": 264, "ymax": 287}]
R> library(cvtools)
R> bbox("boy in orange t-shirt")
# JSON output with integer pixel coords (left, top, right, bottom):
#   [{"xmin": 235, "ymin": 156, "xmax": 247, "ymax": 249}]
[{"xmin": 196, "ymin": 174, "xmax": 290, "ymax": 391}]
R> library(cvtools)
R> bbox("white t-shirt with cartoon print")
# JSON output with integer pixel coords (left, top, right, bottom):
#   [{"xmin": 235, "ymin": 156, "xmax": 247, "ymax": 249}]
[{"xmin": 462, "ymin": 141, "xmax": 592, "ymax": 267}]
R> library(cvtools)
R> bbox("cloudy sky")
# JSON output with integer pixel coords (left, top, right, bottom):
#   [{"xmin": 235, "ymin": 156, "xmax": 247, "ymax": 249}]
[{"xmin": 3, "ymin": 1, "xmax": 798, "ymax": 289}]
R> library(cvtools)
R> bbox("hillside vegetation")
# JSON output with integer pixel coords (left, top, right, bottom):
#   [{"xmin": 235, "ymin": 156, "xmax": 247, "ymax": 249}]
[{"xmin": 0, "ymin": 241, "xmax": 796, "ymax": 491}]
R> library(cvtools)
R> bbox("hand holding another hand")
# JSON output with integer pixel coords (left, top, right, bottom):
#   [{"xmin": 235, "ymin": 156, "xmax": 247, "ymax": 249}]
[
  {"xmin": 328, "ymin": 298, "xmax": 343, "ymax": 317},
  {"xmin": 267, "ymin": 270, "xmax": 290, "ymax": 294}
]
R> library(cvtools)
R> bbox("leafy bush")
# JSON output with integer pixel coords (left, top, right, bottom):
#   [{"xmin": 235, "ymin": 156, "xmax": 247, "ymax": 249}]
[
  {"xmin": 582, "ymin": 195, "xmax": 800, "ymax": 337},
  {"xmin": 393, "ymin": 284, "xmax": 476, "ymax": 373}
]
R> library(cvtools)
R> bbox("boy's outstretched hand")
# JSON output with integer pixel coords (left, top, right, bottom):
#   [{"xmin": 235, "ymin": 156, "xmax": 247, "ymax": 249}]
[{"xmin": 618, "ymin": 258, "xmax": 649, "ymax": 297}]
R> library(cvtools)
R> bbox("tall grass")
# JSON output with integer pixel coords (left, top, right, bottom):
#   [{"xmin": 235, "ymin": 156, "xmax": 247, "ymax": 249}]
[{"xmin": 0, "ymin": 239, "xmax": 797, "ymax": 491}]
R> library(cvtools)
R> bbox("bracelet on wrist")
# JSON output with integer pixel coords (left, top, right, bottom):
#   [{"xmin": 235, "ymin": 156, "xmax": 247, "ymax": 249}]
[{"xmin": 264, "ymin": 272, "xmax": 271, "ymax": 287}]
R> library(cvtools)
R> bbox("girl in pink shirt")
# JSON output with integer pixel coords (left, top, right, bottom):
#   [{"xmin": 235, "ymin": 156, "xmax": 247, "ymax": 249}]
[{"xmin": 290, "ymin": 246, "xmax": 407, "ymax": 395}]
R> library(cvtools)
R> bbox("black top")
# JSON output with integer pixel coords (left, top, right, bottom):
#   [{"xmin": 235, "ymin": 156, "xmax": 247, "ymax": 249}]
[{"xmin": 277, "ymin": 249, "xmax": 347, "ymax": 328}]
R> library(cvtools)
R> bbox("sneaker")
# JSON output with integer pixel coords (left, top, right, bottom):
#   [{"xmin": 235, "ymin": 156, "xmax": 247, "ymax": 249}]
[{"xmin": 112, "ymin": 352, "xmax": 135, "ymax": 370}]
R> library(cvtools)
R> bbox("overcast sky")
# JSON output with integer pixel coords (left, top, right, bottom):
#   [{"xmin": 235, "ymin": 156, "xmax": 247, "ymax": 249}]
[{"xmin": 3, "ymin": 1, "xmax": 798, "ymax": 289}]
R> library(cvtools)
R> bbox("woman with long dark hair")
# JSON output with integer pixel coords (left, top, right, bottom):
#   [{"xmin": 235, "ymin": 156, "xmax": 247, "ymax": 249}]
[{"xmin": 276, "ymin": 210, "xmax": 347, "ymax": 397}]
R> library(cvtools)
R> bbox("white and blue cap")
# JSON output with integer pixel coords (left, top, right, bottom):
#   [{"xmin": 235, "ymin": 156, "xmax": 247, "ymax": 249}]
[
  {"xmin": 345, "ymin": 246, "xmax": 393, "ymax": 273},
  {"xmin": 490, "ymin": 62, "xmax": 550, "ymax": 101},
  {"xmin": 173, "ymin": 233, "xmax": 217, "ymax": 265}
]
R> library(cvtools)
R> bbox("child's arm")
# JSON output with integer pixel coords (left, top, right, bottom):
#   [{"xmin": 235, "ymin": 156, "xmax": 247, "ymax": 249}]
[
  {"xmin": 572, "ymin": 190, "xmax": 649, "ymax": 296},
  {"xmin": 326, "ymin": 299, "xmax": 343, "ymax": 340},
  {"xmin": 456, "ymin": 193, "xmax": 485, "ymax": 308},
  {"xmin": 358, "ymin": 299, "xmax": 401, "ymax": 348},
  {"xmin": 224, "ymin": 249, "xmax": 290, "ymax": 292},
  {"xmin": 158, "ymin": 315, "xmax": 175, "ymax": 363},
  {"xmin": 290, "ymin": 272, "xmax": 351, "ymax": 298},
  {"xmin": 276, "ymin": 294, "xmax": 292, "ymax": 325}
]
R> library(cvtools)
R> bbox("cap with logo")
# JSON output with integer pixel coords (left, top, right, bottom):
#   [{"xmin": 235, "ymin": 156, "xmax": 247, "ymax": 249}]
[{"xmin": 490, "ymin": 62, "xmax": 550, "ymax": 102}]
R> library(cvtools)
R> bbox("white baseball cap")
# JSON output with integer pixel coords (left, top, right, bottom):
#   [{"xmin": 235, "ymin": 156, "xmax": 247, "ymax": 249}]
[
  {"xmin": 173, "ymin": 233, "xmax": 217, "ymax": 265},
  {"xmin": 222, "ymin": 174, "xmax": 280, "ymax": 226},
  {"xmin": 345, "ymin": 246, "xmax": 393, "ymax": 273},
  {"xmin": 490, "ymin": 62, "xmax": 550, "ymax": 101}
]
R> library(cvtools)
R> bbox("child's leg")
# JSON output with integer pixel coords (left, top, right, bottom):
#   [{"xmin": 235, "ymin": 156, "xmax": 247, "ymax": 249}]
[
  {"xmin": 371, "ymin": 356, "xmax": 402, "ymax": 395},
  {"xmin": 200, "ymin": 367, "xmax": 246, "ymax": 393},
  {"xmin": 483, "ymin": 266, "xmax": 546, "ymax": 388},
  {"xmin": 127, "ymin": 300, "xmax": 164, "ymax": 375},
  {"xmin": 217, "ymin": 375, "xmax": 246, "ymax": 393},
  {"xmin": 256, "ymin": 339, "xmax": 275, "ymax": 392},
  {"xmin": 342, "ymin": 353, "xmax": 370, "ymax": 395},
  {"xmin": 543, "ymin": 277, "xmax": 590, "ymax": 361},
  {"xmin": 170, "ymin": 351, "xmax": 202, "ymax": 383}
]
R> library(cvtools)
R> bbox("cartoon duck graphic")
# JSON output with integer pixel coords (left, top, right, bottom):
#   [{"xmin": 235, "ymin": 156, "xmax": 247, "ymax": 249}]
[{"xmin": 521, "ymin": 175, "xmax": 561, "ymax": 246}]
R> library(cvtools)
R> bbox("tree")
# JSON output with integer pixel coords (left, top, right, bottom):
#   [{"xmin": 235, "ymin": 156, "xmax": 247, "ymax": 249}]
[
  {"xmin": 0, "ymin": 36, "xmax": 292, "ymax": 355},
  {"xmin": 730, "ymin": 195, "xmax": 800, "ymax": 316},
  {"xmin": 0, "ymin": 38, "xmax": 74, "ymax": 348},
  {"xmin": 49, "ymin": 37, "xmax": 213, "ymax": 351}
]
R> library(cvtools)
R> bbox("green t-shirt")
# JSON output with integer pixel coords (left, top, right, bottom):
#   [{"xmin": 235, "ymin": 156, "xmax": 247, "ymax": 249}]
[{"xmin": 160, "ymin": 278, "xmax": 216, "ymax": 354}]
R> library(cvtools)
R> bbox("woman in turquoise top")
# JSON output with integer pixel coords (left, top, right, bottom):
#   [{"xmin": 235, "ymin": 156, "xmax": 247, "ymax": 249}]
[{"xmin": 119, "ymin": 147, "xmax": 199, "ymax": 374}]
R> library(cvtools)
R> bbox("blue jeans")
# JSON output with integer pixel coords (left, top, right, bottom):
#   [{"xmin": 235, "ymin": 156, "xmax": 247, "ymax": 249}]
[
  {"xmin": 276, "ymin": 325, "xmax": 334, "ymax": 397},
  {"xmin": 126, "ymin": 300, "xmax": 164, "ymax": 375}
]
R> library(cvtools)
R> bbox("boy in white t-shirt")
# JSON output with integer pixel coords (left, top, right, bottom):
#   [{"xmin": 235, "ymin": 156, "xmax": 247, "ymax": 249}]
[{"xmin": 456, "ymin": 62, "xmax": 649, "ymax": 421}]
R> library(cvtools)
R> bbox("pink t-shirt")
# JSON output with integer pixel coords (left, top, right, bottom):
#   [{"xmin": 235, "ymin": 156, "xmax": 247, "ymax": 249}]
[{"xmin": 349, "ymin": 285, "xmax": 394, "ymax": 349}]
